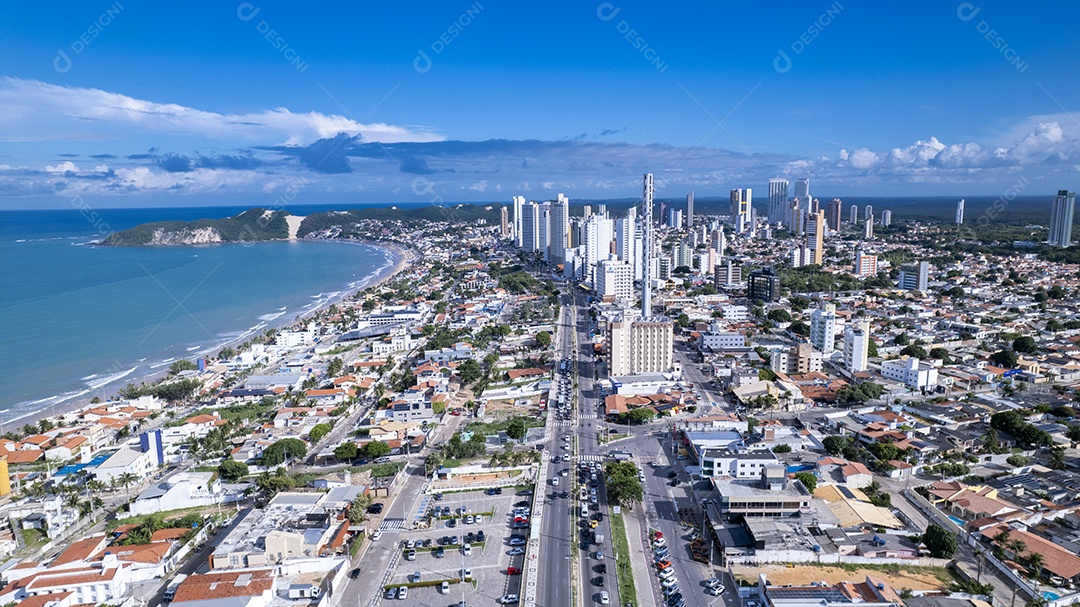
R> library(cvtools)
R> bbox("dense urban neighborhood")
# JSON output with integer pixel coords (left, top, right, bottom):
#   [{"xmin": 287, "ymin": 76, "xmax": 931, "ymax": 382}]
[{"xmin": 1, "ymin": 182, "xmax": 1080, "ymax": 607}]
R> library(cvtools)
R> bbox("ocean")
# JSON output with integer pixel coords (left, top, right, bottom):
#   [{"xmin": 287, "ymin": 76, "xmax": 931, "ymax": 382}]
[{"xmin": 0, "ymin": 204, "xmax": 403, "ymax": 425}]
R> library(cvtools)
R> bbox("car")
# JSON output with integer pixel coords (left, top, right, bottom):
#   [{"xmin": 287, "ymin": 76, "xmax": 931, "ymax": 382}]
[
  {"xmin": 398, "ymin": 586, "xmax": 408, "ymax": 600},
  {"xmin": 440, "ymin": 581, "xmax": 451, "ymax": 595},
  {"xmin": 561, "ymin": 469, "xmax": 570, "ymax": 476},
  {"xmin": 667, "ymin": 471, "xmax": 678, "ymax": 478},
  {"xmin": 371, "ymin": 529, "xmax": 383, "ymax": 541},
  {"xmin": 597, "ymin": 563, "xmax": 607, "ymax": 574},
  {"xmin": 349, "ymin": 567, "xmax": 361, "ymax": 579},
  {"xmin": 599, "ymin": 590, "xmax": 610, "ymax": 605},
  {"xmin": 406, "ymin": 549, "xmax": 416, "ymax": 561},
  {"xmin": 507, "ymin": 567, "xmax": 522, "ymax": 575},
  {"xmin": 435, "ymin": 546, "xmax": 445, "ymax": 558},
  {"xmin": 447, "ymin": 518, "xmax": 456, "ymax": 527},
  {"xmin": 707, "ymin": 586, "xmax": 724, "ymax": 596},
  {"xmin": 658, "ymin": 567, "xmax": 675, "ymax": 579},
  {"xmin": 497, "ymin": 595, "xmax": 520, "ymax": 604},
  {"xmin": 671, "ymin": 601, "xmax": 685, "ymax": 607},
  {"xmin": 465, "ymin": 532, "xmax": 475, "ymax": 543},
  {"xmin": 508, "ymin": 537, "xmax": 527, "ymax": 546},
  {"xmin": 652, "ymin": 537, "xmax": 666, "ymax": 548},
  {"xmin": 367, "ymin": 503, "xmax": 384, "ymax": 514},
  {"xmin": 477, "ymin": 531, "xmax": 486, "ymax": 542},
  {"xmin": 589, "ymin": 519, "xmax": 599, "ymax": 529},
  {"xmin": 551, "ymin": 477, "xmax": 560, "ymax": 486},
  {"xmin": 517, "ymin": 489, "xmax": 533, "ymax": 496},
  {"xmin": 466, "ymin": 515, "xmax": 475, "ymax": 524},
  {"xmin": 462, "ymin": 543, "xmax": 472, "ymax": 556},
  {"xmin": 654, "ymin": 548, "xmax": 670, "ymax": 558},
  {"xmin": 385, "ymin": 587, "xmax": 397, "ymax": 600},
  {"xmin": 667, "ymin": 593, "xmax": 683, "ymax": 606},
  {"xmin": 595, "ymin": 550, "xmax": 604, "ymax": 560},
  {"xmin": 514, "ymin": 500, "xmax": 530, "ymax": 508},
  {"xmin": 704, "ymin": 578, "xmax": 722, "ymax": 589},
  {"xmin": 560, "ymin": 491, "xmax": 569, "ymax": 499},
  {"xmin": 450, "ymin": 535, "xmax": 459, "ymax": 545},
  {"xmin": 669, "ymin": 479, "xmax": 679, "ymax": 486},
  {"xmin": 507, "ymin": 547, "xmax": 525, "ymax": 555},
  {"xmin": 434, "ymin": 493, "xmax": 444, "ymax": 500},
  {"xmin": 661, "ymin": 577, "xmax": 679, "ymax": 589},
  {"xmin": 486, "ymin": 488, "xmax": 499, "ymax": 495},
  {"xmin": 460, "ymin": 568, "xmax": 472, "ymax": 581}
]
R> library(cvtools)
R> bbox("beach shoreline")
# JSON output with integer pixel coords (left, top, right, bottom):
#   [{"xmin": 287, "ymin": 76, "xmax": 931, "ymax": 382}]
[{"xmin": 2, "ymin": 238, "xmax": 414, "ymax": 433}]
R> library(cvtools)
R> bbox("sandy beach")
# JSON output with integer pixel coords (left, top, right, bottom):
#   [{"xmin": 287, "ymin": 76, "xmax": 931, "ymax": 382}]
[{"xmin": 3, "ymin": 238, "xmax": 414, "ymax": 433}]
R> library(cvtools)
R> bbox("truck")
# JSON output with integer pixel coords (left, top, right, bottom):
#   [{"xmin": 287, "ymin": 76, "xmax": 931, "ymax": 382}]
[
  {"xmin": 163, "ymin": 573, "xmax": 187, "ymax": 601},
  {"xmin": 593, "ymin": 524, "xmax": 605, "ymax": 545}
]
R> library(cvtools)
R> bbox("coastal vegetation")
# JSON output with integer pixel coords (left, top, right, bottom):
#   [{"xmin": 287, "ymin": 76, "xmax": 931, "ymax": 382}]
[{"xmin": 102, "ymin": 208, "xmax": 290, "ymax": 245}]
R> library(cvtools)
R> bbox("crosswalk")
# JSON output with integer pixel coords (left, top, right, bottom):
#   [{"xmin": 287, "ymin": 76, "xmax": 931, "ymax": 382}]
[
  {"xmin": 378, "ymin": 518, "xmax": 407, "ymax": 532},
  {"xmin": 552, "ymin": 420, "xmax": 574, "ymax": 427},
  {"xmin": 577, "ymin": 454, "xmax": 605, "ymax": 463},
  {"xmin": 579, "ymin": 412, "xmax": 598, "ymax": 420}
]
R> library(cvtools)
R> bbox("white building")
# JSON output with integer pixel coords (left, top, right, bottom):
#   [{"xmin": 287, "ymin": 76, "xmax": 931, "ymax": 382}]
[
  {"xmin": 1049, "ymin": 190, "xmax": 1075, "ymax": 248},
  {"xmin": 276, "ymin": 330, "xmax": 315, "ymax": 348},
  {"xmin": 898, "ymin": 261, "xmax": 929, "ymax": 291},
  {"xmin": 844, "ymin": 320, "xmax": 871, "ymax": 372},
  {"xmin": 607, "ymin": 315, "xmax": 674, "ymax": 377},
  {"xmin": 549, "ymin": 194, "xmax": 570, "ymax": 264},
  {"xmin": 597, "ymin": 258, "xmax": 634, "ymax": 305},
  {"xmin": 583, "ymin": 214, "xmax": 614, "ymax": 286},
  {"xmin": 853, "ymin": 249, "xmax": 877, "ymax": 277},
  {"xmin": 512, "ymin": 195, "xmax": 525, "ymax": 246},
  {"xmin": 93, "ymin": 447, "xmax": 157, "ymax": 485},
  {"xmin": 767, "ymin": 178, "xmax": 788, "ymax": 225},
  {"xmin": 520, "ymin": 201, "xmax": 540, "ymax": 253},
  {"xmin": 809, "ymin": 303, "xmax": 837, "ymax": 355},
  {"xmin": 700, "ymin": 331, "xmax": 746, "ymax": 351},
  {"xmin": 730, "ymin": 188, "xmax": 751, "ymax": 233},
  {"xmin": 881, "ymin": 357, "xmax": 939, "ymax": 390},
  {"xmin": 129, "ymin": 472, "xmax": 227, "ymax": 516},
  {"xmin": 719, "ymin": 305, "xmax": 749, "ymax": 322}
]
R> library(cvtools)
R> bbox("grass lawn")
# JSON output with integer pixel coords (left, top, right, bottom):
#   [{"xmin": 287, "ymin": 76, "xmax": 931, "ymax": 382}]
[{"xmin": 610, "ymin": 511, "xmax": 637, "ymax": 607}]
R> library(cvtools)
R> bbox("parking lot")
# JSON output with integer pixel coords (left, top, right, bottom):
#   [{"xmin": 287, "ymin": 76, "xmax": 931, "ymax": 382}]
[{"xmin": 377, "ymin": 486, "xmax": 533, "ymax": 606}]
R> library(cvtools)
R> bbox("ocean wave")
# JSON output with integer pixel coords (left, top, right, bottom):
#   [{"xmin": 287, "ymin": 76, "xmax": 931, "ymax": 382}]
[
  {"xmin": 258, "ymin": 309, "xmax": 288, "ymax": 322},
  {"xmin": 186, "ymin": 346, "xmax": 201, "ymax": 352},
  {"xmin": 150, "ymin": 358, "xmax": 176, "ymax": 369},
  {"xmin": 84, "ymin": 367, "xmax": 138, "ymax": 389}
]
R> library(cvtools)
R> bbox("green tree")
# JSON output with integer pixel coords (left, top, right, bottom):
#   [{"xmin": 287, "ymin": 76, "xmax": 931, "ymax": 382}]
[
  {"xmin": 261, "ymin": 437, "xmax": 307, "ymax": 467},
  {"xmin": 794, "ymin": 472, "xmax": 817, "ymax": 493},
  {"xmin": 308, "ymin": 423, "xmax": 332, "ymax": 444},
  {"xmin": 458, "ymin": 359, "xmax": 482, "ymax": 385},
  {"xmin": 334, "ymin": 442, "xmax": 358, "ymax": 462},
  {"xmin": 991, "ymin": 349, "xmax": 1019, "ymax": 368},
  {"xmin": 929, "ymin": 347, "xmax": 953, "ymax": 364},
  {"xmin": 894, "ymin": 333, "xmax": 911, "ymax": 346},
  {"xmin": 758, "ymin": 368, "xmax": 777, "ymax": 382},
  {"xmin": 867, "ymin": 338, "xmax": 879, "ymax": 357},
  {"xmin": 1012, "ymin": 336, "xmax": 1037, "ymax": 354},
  {"xmin": 1047, "ymin": 320, "xmax": 1064, "ymax": 333},
  {"xmin": 626, "ymin": 407, "xmax": 656, "ymax": 424},
  {"xmin": 923, "ymin": 524, "xmax": 959, "ymax": 558},
  {"xmin": 169, "ymin": 359, "xmax": 198, "ymax": 375},
  {"xmin": 767, "ymin": 309, "xmax": 791, "ymax": 323},
  {"xmin": 359, "ymin": 440, "xmax": 391, "ymax": 459},
  {"xmin": 676, "ymin": 313, "xmax": 691, "ymax": 328},
  {"xmin": 327, "ymin": 357, "xmax": 344, "ymax": 377},
  {"xmin": 534, "ymin": 331, "xmax": 552, "ymax": 349},
  {"xmin": 823, "ymin": 435, "xmax": 849, "ymax": 456},
  {"xmin": 218, "ymin": 459, "xmax": 249, "ymax": 482},
  {"xmin": 899, "ymin": 344, "xmax": 928, "ymax": 359},
  {"xmin": 1006, "ymin": 454, "xmax": 1028, "ymax": 467},
  {"xmin": 506, "ymin": 418, "xmax": 527, "ymax": 441},
  {"xmin": 603, "ymin": 461, "xmax": 644, "ymax": 508},
  {"xmin": 217, "ymin": 347, "xmax": 236, "ymax": 360},
  {"xmin": 772, "ymin": 444, "xmax": 792, "ymax": 453}
]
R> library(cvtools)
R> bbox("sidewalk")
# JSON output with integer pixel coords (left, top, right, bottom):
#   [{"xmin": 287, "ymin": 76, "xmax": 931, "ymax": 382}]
[{"xmin": 622, "ymin": 502, "xmax": 658, "ymax": 607}]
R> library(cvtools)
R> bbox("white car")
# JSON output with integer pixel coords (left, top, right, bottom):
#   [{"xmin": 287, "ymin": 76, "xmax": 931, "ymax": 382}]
[
  {"xmin": 599, "ymin": 590, "xmax": 610, "ymax": 604},
  {"xmin": 371, "ymin": 529, "xmax": 383, "ymax": 541},
  {"xmin": 498, "ymin": 595, "xmax": 520, "ymax": 604},
  {"xmin": 551, "ymin": 477, "xmax": 559, "ymax": 486},
  {"xmin": 658, "ymin": 567, "xmax": 675, "ymax": 579},
  {"xmin": 398, "ymin": 586, "xmax": 408, "ymax": 599},
  {"xmin": 661, "ymin": 577, "xmax": 679, "ymax": 589},
  {"xmin": 460, "ymin": 568, "xmax": 472, "ymax": 581}
]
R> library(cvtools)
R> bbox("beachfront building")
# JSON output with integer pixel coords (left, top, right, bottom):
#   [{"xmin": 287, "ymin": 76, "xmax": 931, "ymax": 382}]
[
  {"xmin": 129, "ymin": 472, "xmax": 227, "ymax": 516},
  {"xmin": 92, "ymin": 448, "xmax": 157, "ymax": 485}
]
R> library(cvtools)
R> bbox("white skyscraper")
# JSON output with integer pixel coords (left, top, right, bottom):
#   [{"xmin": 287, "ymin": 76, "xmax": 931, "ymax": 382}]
[
  {"xmin": 849, "ymin": 204, "xmax": 858, "ymax": 224},
  {"xmin": 955, "ymin": 199, "xmax": 965, "ymax": 225},
  {"xmin": 615, "ymin": 207, "xmax": 637, "ymax": 273},
  {"xmin": 536, "ymin": 202, "xmax": 552, "ymax": 263},
  {"xmin": 881, "ymin": 210, "xmax": 892, "ymax": 227},
  {"xmin": 864, "ymin": 205, "xmax": 873, "ymax": 221},
  {"xmin": 810, "ymin": 303, "xmax": 837, "ymax": 355},
  {"xmin": 513, "ymin": 195, "xmax": 525, "ymax": 247},
  {"xmin": 730, "ymin": 188, "xmax": 751, "ymax": 233},
  {"xmin": 597, "ymin": 257, "xmax": 633, "ymax": 305},
  {"xmin": 864, "ymin": 216, "xmax": 874, "ymax": 239},
  {"xmin": 768, "ymin": 178, "xmax": 789, "ymax": 224},
  {"xmin": 1049, "ymin": 190, "xmax": 1076, "ymax": 248},
  {"xmin": 686, "ymin": 192, "xmax": 694, "ymax": 227},
  {"xmin": 607, "ymin": 314, "xmax": 674, "ymax": 377},
  {"xmin": 550, "ymin": 194, "xmax": 570, "ymax": 264},
  {"xmin": 520, "ymin": 201, "xmax": 539, "ymax": 253},
  {"xmin": 642, "ymin": 173, "xmax": 654, "ymax": 317},
  {"xmin": 844, "ymin": 320, "xmax": 871, "ymax": 373},
  {"xmin": 583, "ymin": 214, "xmax": 614, "ymax": 286},
  {"xmin": 794, "ymin": 178, "xmax": 810, "ymax": 202}
]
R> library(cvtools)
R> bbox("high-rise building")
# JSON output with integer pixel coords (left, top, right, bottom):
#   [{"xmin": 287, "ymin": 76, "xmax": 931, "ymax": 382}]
[
  {"xmin": 806, "ymin": 212, "xmax": 825, "ymax": 265},
  {"xmin": 747, "ymin": 267, "xmax": 780, "ymax": 303},
  {"xmin": 597, "ymin": 257, "xmax": 634, "ymax": 305},
  {"xmin": 827, "ymin": 198, "xmax": 843, "ymax": 232},
  {"xmin": 849, "ymin": 204, "xmax": 858, "ymax": 224},
  {"xmin": 898, "ymin": 261, "xmax": 929, "ymax": 291},
  {"xmin": 794, "ymin": 178, "xmax": 810, "ymax": 203},
  {"xmin": 686, "ymin": 192, "xmax": 694, "ymax": 227},
  {"xmin": 583, "ymin": 205, "xmax": 592, "ymax": 220},
  {"xmin": 864, "ymin": 216, "xmax": 874, "ymax": 239},
  {"xmin": 513, "ymin": 195, "xmax": 525, "ymax": 246},
  {"xmin": 853, "ymin": 248, "xmax": 878, "ymax": 277},
  {"xmin": 615, "ymin": 207, "xmax": 637, "ymax": 272},
  {"xmin": 607, "ymin": 314, "xmax": 674, "ymax": 376},
  {"xmin": 787, "ymin": 198, "xmax": 806, "ymax": 235},
  {"xmin": 864, "ymin": 205, "xmax": 873, "ymax": 221},
  {"xmin": 713, "ymin": 258, "xmax": 741, "ymax": 288},
  {"xmin": 642, "ymin": 173, "xmax": 654, "ymax": 317},
  {"xmin": 598, "ymin": 204, "xmax": 607, "ymax": 216},
  {"xmin": 810, "ymin": 303, "xmax": 837, "ymax": 355},
  {"xmin": 500, "ymin": 206, "xmax": 510, "ymax": 238},
  {"xmin": 844, "ymin": 320, "xmax": 871, "ymax": 372},
  {"xmin": 550, "ymin": 194, "xmax": 570, "ymax": 264},
  {"xmin": 771, "ymin": 343, "xmax": 823, "ymax": 375},
  {"xmin": 520, "ymin": 201, "xmax": 539, "ymax": 253},
  {"xmin": 536, "ymin": 202, "xmax": 552, "ymax": 263},
  {"xmin": 674, "ymin": 241, "xmax": 694, "ymax": 268},
  {"xmin": 668, "ymin": 208, "xmax": 683, "ymax": 229},
  {"xmin": 711, "ymin": 228, "xmax": 726, "ymax": 258},
  {"xmin": 881, "ymin": 209, "xmax": 892, "ymax": 228},
  {"xmin": 1049, "ymin": 190, "xmax": 1076, "ymax": 248},
  {"xmin": 730, "ymin": 188, "xmax": 751, "ymax": 233},
  {"xmin": 956, "ymin": 199, "xmax": 965, "ymax": 225},
  {"xmin": 583, "ymin": 213, "xmax": 614, "ymax": 286},
  {"xmin": 768, "ymin": 178, "xmax": 789, "ymax": 224}
]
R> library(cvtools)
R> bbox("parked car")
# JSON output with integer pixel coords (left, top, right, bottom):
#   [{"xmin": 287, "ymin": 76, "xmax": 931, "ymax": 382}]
[
  {"xmin": 462, "ymin": 543, "xmax": 472, "ymax": 556},
  {"xmin": 406, "ymin": 549, "xmax": 416, "ymax": 561},
  {"xmin": 498, "ymin": 595, "xmax": 520, "ymax": 604},
  {"xmin": 385, "ymin": 587, "xmax": 397, "ymax": 600},
  {"xmin": 507, "ymin": 547, "xmax": 525, "ymax": 555},
  {"xmin": 599, "ymin": 590, "xmax": 610, "ymax": 604},
  {"xmin": 507, "ymin": 567, "xmax": 522, "ymax": 575},
  {"xmin": 367, "ymin": 503, "xmax": 384, "ymax": 514},
  {"xmin": 435, "ymin": 546, "xmax": 445, "ymax": 558},
  {"xmin": 397, "ymin": 586, "xmax": 408, "ymax": 600},
  {"xmin": 372, "ymin": 529, "xmax": 383, "ymax": 541},
  {"xmin": 508, "ymin": 537, "xmax": 527, "ymax": 546}
]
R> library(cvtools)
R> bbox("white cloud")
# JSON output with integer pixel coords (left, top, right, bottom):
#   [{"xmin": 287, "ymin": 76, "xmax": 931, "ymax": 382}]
[
  {"xmin": 0, "ymin": 77, "xmax": 443, "ymax": 146},
  {"xmin": 45, "ymin": 161, "xmax": 80, "ymax": 173},
  {"xmin": 848, "ymin": 148, "xmax": 879, "ymax": 170}
]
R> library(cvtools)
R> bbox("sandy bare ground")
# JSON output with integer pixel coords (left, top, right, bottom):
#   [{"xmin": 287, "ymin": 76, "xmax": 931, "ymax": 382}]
[
  {"xmin": 732, "ymin": 563, "xmax": 949, "ymax": 591},
  {"xmin": 286, "ymin": 215, "xmax": 304, "ymax": 239}
]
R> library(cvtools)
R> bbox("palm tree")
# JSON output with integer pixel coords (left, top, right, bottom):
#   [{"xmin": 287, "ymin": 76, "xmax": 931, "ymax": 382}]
[
  {"xmin": 865, "ymin": 480, "xmax": 882, "ymax": 497},
  {"xmin": 118, "ymin": 472, "xmax": 138, "ymax": 491},
  {"xmin": 1009, "ymin": 539, "xmax": 1027, "ymax": 560},
  {"xmin": 994, "ymin": 530, "xmax": 1012, "ymax": 559}
]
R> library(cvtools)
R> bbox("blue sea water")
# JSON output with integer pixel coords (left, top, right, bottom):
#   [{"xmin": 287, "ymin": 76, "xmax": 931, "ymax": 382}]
[{"xmin": 0, "ymin": 204, "xmax": 404, "ymax": 423}]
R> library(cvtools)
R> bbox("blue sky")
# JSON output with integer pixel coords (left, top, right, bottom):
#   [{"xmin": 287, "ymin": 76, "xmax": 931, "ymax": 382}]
[{"xmin": 1, "ymin": 1, "xmax": 1078, "ymax": 208}]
